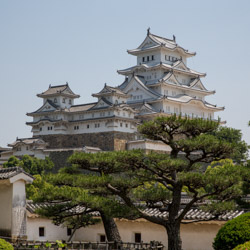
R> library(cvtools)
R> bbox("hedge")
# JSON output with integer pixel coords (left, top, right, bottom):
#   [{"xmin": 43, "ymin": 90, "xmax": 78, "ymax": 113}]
[
  {"xmin": 0, "ymin": 238, "xmax": 13, "ymax": 250},
  {"xmin": 213, "ymin": 212, "xmax": 250, "ymax": 250}
]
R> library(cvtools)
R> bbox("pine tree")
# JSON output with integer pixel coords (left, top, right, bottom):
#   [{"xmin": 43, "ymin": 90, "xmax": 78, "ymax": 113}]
[{"xmin": 68, "ymin": 115, "xmax": 248, "ymax": 250}]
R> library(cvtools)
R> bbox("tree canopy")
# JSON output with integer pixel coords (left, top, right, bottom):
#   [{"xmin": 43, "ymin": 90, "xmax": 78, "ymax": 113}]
[
  {"xmin": 68, "ymin": 115, "xmax": 248, "ymax": 250},
  {"xmin": 3, "ymin": 155, "xmax": 53, "ymax": 175}
]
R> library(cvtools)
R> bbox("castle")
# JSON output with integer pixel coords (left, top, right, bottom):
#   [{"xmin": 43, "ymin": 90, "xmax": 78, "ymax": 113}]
[{"xmin": 0, "ymin": 29, "xmax": 223, "ymax": 166}]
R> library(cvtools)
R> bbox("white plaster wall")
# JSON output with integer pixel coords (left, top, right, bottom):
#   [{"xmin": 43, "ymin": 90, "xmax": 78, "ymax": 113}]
[
  {"xmin": 27, "ymin": 217, "xmax": 70, "ymax": 241},
  {"xmin": 27, "ymin": 217, "xmax": 223, "ymax": 250},
  {"xmin": 0, "ymin": 182, "xmax": 12, "ymax": 234},
  {"xmin": 12, "ymin": 180, "xmax": 27, "ymax": 237},
  {"xmin": 127, "ymin": 141, "xmax": 171, "ymax": 152},
  {"xmin": 137, "ymin": 51, "xmax": 161, "ymax": 66},
  {"xmin": 13, "ymin": 145, "xmax": 34, "ymax": 157}
]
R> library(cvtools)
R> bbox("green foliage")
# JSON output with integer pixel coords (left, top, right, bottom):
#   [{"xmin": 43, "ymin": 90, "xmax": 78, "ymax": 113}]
[
  {"xmin": 213, "ymin": 213, "xmax": 250, "ymax": 250},
  {"xmin": 0, "ymin": 238, "xmax": 13, "ymax": 250},
  {"xmin": 210, "ymin": 126, "xmax": 249, "ymax": 163},
  {"xmin": 68, "ymin": 116, "xmax": 248, "ymax": 250},
  {"xmin": 4, "ymin": 155, "xmax": 53, "ymax": 175},
  {"xmin": 3, "ymin": 156, "xmax": 19, "ymax": 168},
  {"xmin": 233, "ymin": 241, "xmax": 250, "ymax": 250}
]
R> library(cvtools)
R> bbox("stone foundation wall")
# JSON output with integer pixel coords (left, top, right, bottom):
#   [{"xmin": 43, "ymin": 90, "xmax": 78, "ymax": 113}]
[
  {"xmin": 49, "ymin": 151, "xmax": 74, "ymax": 172},
  {"xmin": 40, "ymin": 132, "xmax": 136, "ymax": 151}
]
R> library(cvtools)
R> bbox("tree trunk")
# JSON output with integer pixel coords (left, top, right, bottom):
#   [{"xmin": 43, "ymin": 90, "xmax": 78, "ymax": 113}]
[
  {"xmin": 166, "ymin": 222, "xmax": 182, "ymax": 250},
  {"xmin": 100, "ymin": 211, "xmax": 121, "ymax": 242}
]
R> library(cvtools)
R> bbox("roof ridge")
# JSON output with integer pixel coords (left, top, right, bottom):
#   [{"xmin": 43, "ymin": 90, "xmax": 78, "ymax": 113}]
[
  {"xmin": 71, "ymin": 102, "xmax": 97, "ymax": 107},
  {"xmin": 50, "ymin": 84, "xmax": 68, "ymax": 88},
  {"xmin": 150, "ymin": 33, "xmax": 175, "ymax": 43}
]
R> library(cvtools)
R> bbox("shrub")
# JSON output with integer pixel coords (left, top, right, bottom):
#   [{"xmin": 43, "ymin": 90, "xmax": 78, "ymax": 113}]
[
  {"xmin": 213, "ymin": 212, "xmax": 250, "ymax": 250},
  {"xmin": 0, "ymin": 238, "xmax": 13, "ymax": 250},
  {"xmin": 233, "ymin": 241, "xmax": 250, "ymax": 250}
]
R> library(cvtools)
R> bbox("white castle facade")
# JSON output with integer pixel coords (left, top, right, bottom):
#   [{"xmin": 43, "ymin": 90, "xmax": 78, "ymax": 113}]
[{"xmin": 1, "ymin": 29, "xmax": 223, "ymax": 165}]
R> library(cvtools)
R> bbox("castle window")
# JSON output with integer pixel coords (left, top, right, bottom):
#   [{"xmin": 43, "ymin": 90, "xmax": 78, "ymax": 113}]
[
  {"xmin": 87, "ymin": 124, "xmax": 90, "ymax": 129},
  {"xmin": 120, "ymin": 123, "xmax": 123, "ymax": 127},
  {"xmin": 69, "ymin": 99, "xmax": 72, "ymax": 104},
  {"xmin": 74, "ymin": 125, "xmax": 79, "ymax": 130},
  {"xmin": 142, "ymin": 57, "xmax": 145, "ymax": 62},
  {"xmin": 125, "ymin": 124, "xmax": 128, "ymax": 128},
  {"xmin": 40, "ymin": 127, "xmax": 42, "ymax": 131},
  {"xmin": 95, "ymin": 123, "xmax": 100, "ymax": 128},
  {"xmin": 134, "ymin": 233, "xmax": 141, "ymax": 243},
  {"xmin": 62, "ymin": 98, "xmax": 65, "ymax": 103},
  {"xmin": 54, "ymin": 98, "xmax": 57, "ymax": 103},
  {"xmin": 47, "ymin": 126, "xmax": 53, "ymax": 130},
  {"xmin": 39, "ymin": 227, "xmax": 45, "ymax": 237},
  {"xmin": 147, "ymin": 56, "xmax": 149, "ymax": 61},
  {"xmin": 151, "ymin": 55, "xmax": 154, "ymax": 60}
]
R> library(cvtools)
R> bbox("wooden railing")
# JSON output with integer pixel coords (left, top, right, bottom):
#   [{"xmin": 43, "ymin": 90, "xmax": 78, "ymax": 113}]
[{"xmin": 0, "ymin": 236, "xmax": 165, "ymax": 250}]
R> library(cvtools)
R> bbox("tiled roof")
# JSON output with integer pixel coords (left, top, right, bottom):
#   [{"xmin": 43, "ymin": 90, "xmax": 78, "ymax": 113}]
[
  {"xmin": 128, "ymin": 31, "xmax": 195, "ymax": 57},
  {"xmin": 143, "ymin": 208, "xmax": 245, "ymax": 221},
  {"xmin": 0, "ymin": 167, "xmax": 33, "ymax": 180},
  {"xmin": 26, "ymin": 200, "xmax": 246, "ymax": 222},
  {"xmin": 8, "ymin": 138, "xmax": 46, "ymax": 147},
  {"xmin": 68, "ymin": 103, "xmax": 96, "ymax": 112},
  {"xmin": 93, "ymin": 84, "xmax": 128, "ymax": 97},
  {"xmin": 26, "ymin": 201, "xmax": 99, "ymax": 216},
  {"xmin": 118, "ymin": 62, "xmax": 205, "ymax": 77},
  {"xmin": 37, "ymin": 84, "xmax": 80, "ymax": 98}
]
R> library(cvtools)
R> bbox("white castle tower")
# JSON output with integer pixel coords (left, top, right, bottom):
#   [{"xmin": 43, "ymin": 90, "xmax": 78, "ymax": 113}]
[
  {"xmin": 117, "ymin": 28, "xmax": 223, "ymax": 121},
  {"xmin": 1, "ymin": 29, "xmax": 224, "ymax": 164}
]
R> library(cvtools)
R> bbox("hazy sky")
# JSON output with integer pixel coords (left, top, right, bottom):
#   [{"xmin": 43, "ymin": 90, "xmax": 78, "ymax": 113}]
[{"xmin": 1, "ymin": 0, "xmax": 250, "ymax": 147}]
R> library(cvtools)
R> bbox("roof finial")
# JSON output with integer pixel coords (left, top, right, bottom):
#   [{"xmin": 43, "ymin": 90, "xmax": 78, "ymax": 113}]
[
  {"xmin": 147, "ymin": 27, "xmax": 150, "ymax": 35},
  {"xmin": 173, "ymin": 35, "xmax": 176, "ymax": 42},
  {"xmin": 66, "ymin": 82, "xmax": 68, "ymax": 86},
  {"xmin": 104, "ymin": 83, "xmax": 107, "ymax": 87}
]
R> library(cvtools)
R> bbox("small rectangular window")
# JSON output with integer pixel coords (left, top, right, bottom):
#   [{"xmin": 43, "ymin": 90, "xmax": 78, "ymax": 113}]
[
  {"xmin": 39, "ymin": 227, "xmax": 45, "ymax": 237},
  {"xmin": 120, "ymin": 123, "xmax": 123, "ymax": 127},
  {"xmin": 67, "ymin": 228, "xmax": 72, "ymax": 236},
  {"xmin": 87, "ymin": 124, "xmax": 89, "ymax": 129},
  {"xmin": 134, "ymin": 233, "xmax": 141, "ymax": 243},
  {"xmin": 100, "ymin": 234, "xmax": 106, "ymax": 242},
  {"xmin": 40, "ymin": 127, "xmax": 42, "ymax": 131},
  {"xmin": 147, "ymin": 56, "xmax": 149, "ymax": 61},
  {"xmin": 151, "ymin": 55, "xmax": 154, "ymax": 60},
  {"xmin": 142, "ymin": 57, "xmax": 145, "ymax": 62}
]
